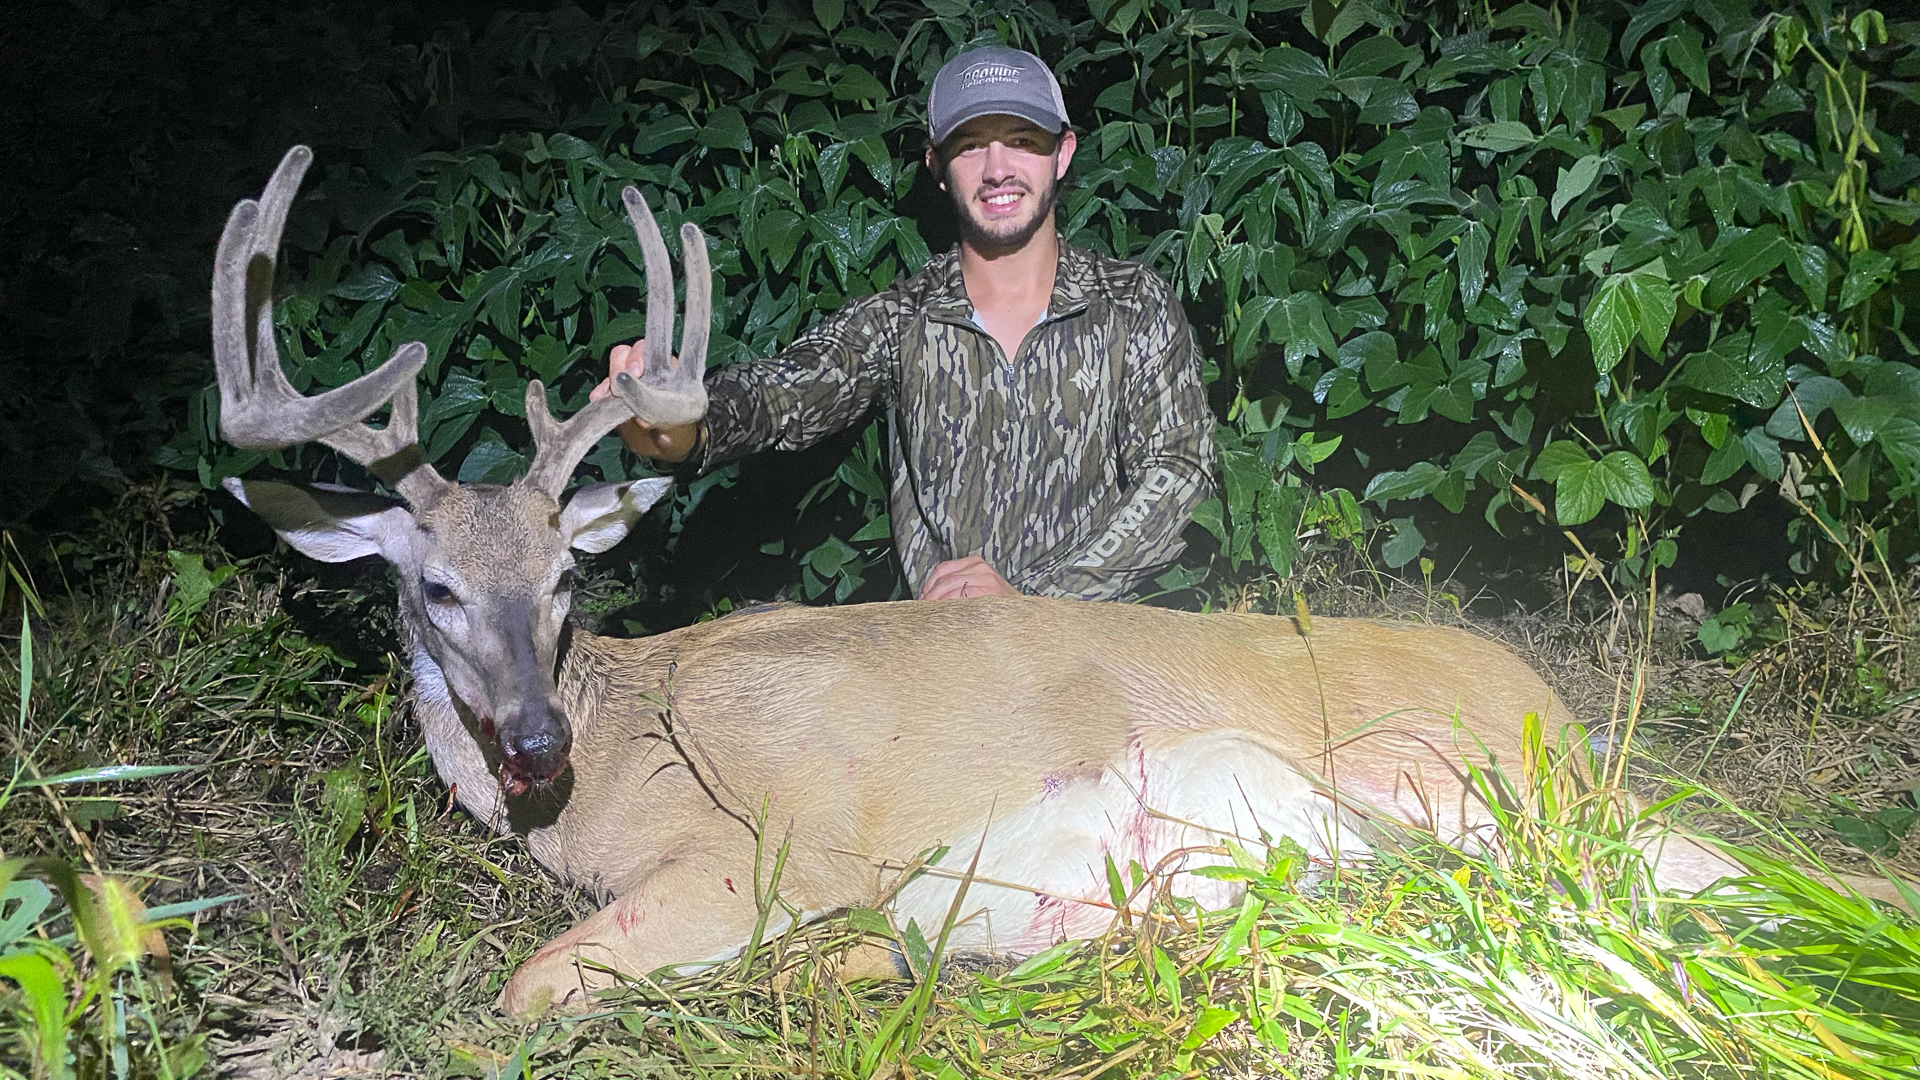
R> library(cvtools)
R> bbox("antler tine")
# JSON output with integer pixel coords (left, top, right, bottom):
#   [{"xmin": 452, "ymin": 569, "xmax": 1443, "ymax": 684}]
[
  {"xmin": 675, "ymin": 221, "xmax": 712, "ymax": 382},
  {"xmin": 521, "ymin": 380, "xmax": 643, "ymax": 498},
  {"xmin": 615, "ymin": 187, "xmax": 708, "ymax": 427},
  {"xmin": 212, "ymin": 145, "xmax": 449, "ymax": 506},
  {"xmin": 622, "ymin": 187, "xmax": 676, "ymax": 377}
]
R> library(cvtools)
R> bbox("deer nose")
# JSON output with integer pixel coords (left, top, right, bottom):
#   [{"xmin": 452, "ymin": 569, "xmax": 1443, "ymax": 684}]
[{"xmin": 500, "ymin": 705, "xmax": 572, "ymax": 781}]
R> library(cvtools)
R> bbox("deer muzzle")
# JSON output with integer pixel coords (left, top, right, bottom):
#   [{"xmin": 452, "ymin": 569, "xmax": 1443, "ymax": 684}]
[{"xmin": 495, "ymin": 701, "xmax": 572, "ymax": 795}]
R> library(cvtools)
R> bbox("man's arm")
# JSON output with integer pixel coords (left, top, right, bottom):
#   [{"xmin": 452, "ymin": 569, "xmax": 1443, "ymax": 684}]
[
  {"xmin": 699, "ymin": 293, "xmax": 902, "ymax": 471},
  {"xmin": 1018, "ymin": 280, "xmax": 1214, "ymax": 600},
  {"xmin": 614, "ymin": 293, "xmax": 901, "ymax": 476}
]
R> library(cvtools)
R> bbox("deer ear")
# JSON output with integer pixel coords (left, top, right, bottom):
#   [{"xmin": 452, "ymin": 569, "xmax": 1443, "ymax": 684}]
[
  {"xmin": 560, "ymin": 478, "xmax": 673, "ymax": 554},
  {"xmin": 224, "ymin": 478, "xmax": 419, "ymax": 563}
]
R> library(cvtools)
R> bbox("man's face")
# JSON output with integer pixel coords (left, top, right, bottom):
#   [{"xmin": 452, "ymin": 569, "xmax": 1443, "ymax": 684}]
[{"xmin": 929, "ymin": 115, "xmax": 1077, "ymax": 254}]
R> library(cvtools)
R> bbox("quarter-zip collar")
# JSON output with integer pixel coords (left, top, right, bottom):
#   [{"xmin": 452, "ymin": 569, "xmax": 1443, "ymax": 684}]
[{"xmin": 923, "ymin": 242, "xmax": 1098, "ymax": 328}]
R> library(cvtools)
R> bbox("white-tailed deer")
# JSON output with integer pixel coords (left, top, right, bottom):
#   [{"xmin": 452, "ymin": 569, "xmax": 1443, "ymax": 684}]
[{"xmin": 214, "ymin": 147, "xmax": 1897, "ymax": 1018}]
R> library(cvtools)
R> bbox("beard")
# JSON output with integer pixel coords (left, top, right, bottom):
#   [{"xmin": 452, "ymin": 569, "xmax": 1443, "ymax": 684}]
[{"xmin": 950, "ymin": 171, "xmax": 1061, "ymax": 256}]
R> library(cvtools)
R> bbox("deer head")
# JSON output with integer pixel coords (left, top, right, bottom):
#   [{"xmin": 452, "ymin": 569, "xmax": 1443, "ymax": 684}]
[{"xmin": 215, "ymin": 146, "xmax": 710, "ymax": 795}]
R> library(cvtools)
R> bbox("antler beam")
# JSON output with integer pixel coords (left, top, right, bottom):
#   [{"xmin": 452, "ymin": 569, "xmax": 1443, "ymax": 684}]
[
  {"xmin": 212, "ymin": 145, "xmax": 449, "ymax": 507},
  {"xmin": 521, "ymin": 188, "xmax": 712, "ymax": 497}
]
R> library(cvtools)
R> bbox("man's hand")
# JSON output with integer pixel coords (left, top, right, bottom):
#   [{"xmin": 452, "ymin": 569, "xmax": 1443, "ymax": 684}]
[
  {"xmin": 592, "ymin": 340, "xmax": 702, "ymax": 463},
  {"xmin": 920, "ymin": 556, "xmax": 1020, "ymax": 600}
]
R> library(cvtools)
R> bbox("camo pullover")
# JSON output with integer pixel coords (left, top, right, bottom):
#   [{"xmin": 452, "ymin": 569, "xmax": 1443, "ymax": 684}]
[{"xmin": 692, "ymin": 243, "xmax": 1213, "ymax": 600}]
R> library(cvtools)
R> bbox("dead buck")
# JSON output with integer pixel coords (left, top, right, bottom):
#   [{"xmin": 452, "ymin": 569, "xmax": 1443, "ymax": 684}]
[{"xmin": 215, "ymin": 147, "xmax": 1899, "ymax": 1017}]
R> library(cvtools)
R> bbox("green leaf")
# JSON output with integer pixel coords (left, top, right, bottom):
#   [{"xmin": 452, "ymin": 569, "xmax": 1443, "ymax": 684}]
[
  {"xmin": 1704, "ymin": 225, "xmax": 1789, "ymax": 309},
  {"xmin": 1336, "ymin": 77, "xmax": 1418, "ymax": 125},
  {"xmin": 1551, "ymin": 155, "xmax": 1601, "ymax": 219},
  {"xmin": 697, "ymin": 106, "xmax": 753, "ymax": 153},
  {"xmin": 1456, "ymin": 221, "xmax": 1489, "ymax": 308},
  {"xmin": 1698, "ymin": 602, "xmax": 1753, "ymax": 654},
  {"xmin": 319, "ymin": 762, "xmax": 368, "ymax": 856},
  {"xmin": 1625, "ymin": 270, "xmax": 1675, "ymax": 357},
  {"xmin": 164, "ymin": 550, "xmax": 238, "ymax": 626},
  {"xmin": 1297, "ymin": 432, "xmax": 1341, "ymax": 464},
  {"xmin": 849, "ymin": 514, "xmax": 891, "ymax": 542},
  {"xmin": 1772, "ymin": 15, "xmax": 1808, "ymax": 69},
  {"xmin": 458, "ymin": 433, "xmax": 530, "ymax": 484},
  {"xmin": 1683, "ymin": 333, "xmax": 1782, "ymax": 408},
  {"xmin": 1700, "ymin": 432, "xmax": 1748, "ymax": 486},
  {"xmin": 1831, "ymin": 815, "xmax": 1895, "ymax": 855},
  {"xmin": 0, "ymin": 879, "xmax": 53, "ymax": 948},
  {"xmin": 844, "ymin": 907, "xmax": 892, "ymax": 937},
  {"xmin": 1363, "ymin": 461, "xmax": 1445, "ymax": 503},
  {"xmin": 1267, "ymin": 292, "xmax": 1338, "ymax": 373},
  {"xmin": 1878, "ymin": 418, "xmax": 1920, "ymax": 485},
  {"xmin": 0, "ymin": 952, "xmax": 66, "ymax": 1080},
  {"xmin": 1532, "ymin": 440, "xmax": 1591, "ymax": 483},
  {"xmin": 1593, "ymin": 450, "xmax": 1655, "ymax": 510},
  {"xmin": 332, "ymin": 266, "xmax": 401, "ymax": 302},
  {"xmin": 1743, "ymin": 428, "xmax": 1784, "ymax": 480},
  {"xmin": 1338, "ymin": 329, "xmax": 1395, "ymax": 372},
  {"xmin": 1005, "ymin": 940, "xmax": 1082, "ymax": 983},
  {"xmin": 1380, "ymin": 517, "xmax": 1426, "ymax": 568},
  {"xmin": 806, "ymin": 535, "xmax": 858, "ymax": 577},
  {"xmin": 1552, "ymin": 459, "xmax": 1604, "ymax": 525},
  {"xmin": 1839, "ymin": 250, "xmax": 1895, "ymax": 310},
  {"xmin": 1833, "ymin": 396, "xmax": 1903, "ymax": 445},
  {"xmin": 1583, "ymin": 275, "xmax": 1637, "ymax": 375},
  {"xmin": 1460, "ymin": 121, "xmax": 1536, "ymax": 152},
  {"xmin": 1255, "ymin": 485, "xmax": 1300, "ymax": 576},
  {"xmin": 832, "ymin": 66, "xmax": 887, "ymax": 103},
  {"xmin": 1664, "ymin": 26, "xmax": 1710, "ymax": 91},
  {"xmin": 812, "ymin": 0, "xmax": 843, "ymax": 32},
  {"xmin": 1766, "ymin": 376, "xmax": 1853, "ymax": 439},
  {"xmin": 1623, "ymin": 0, "xmax": 1688, "ymax": 60},
  {"xmin": 1183, "ymin": 1005, "xmax": 1241, "ymax": 1051},
  {"xmin": 545, "ymin": 132, "xmax": 598, "ymax": 160}
]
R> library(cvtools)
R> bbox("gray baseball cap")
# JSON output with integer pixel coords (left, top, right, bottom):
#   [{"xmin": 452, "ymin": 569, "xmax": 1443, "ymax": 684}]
[{"xmin": 927, "ymin": 46, "xmax": 1069, "ymax": 147}]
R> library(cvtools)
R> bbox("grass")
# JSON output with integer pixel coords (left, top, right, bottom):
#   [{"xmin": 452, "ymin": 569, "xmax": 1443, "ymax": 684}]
[{"xmin": 2, "ymin": 490, "xmax": 1918, "ymax": 1078}]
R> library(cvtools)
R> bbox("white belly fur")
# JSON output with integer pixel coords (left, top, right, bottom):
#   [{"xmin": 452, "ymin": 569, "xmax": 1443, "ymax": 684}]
[{"xmin": 890, "ymin": 730, "xmax": 1365, "ymax": 954}]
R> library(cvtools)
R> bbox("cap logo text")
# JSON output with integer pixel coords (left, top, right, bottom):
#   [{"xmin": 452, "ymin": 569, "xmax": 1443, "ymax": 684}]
[{"xmin": 961, "ymin": 62, "xmax": 1024, "ymax": 89}]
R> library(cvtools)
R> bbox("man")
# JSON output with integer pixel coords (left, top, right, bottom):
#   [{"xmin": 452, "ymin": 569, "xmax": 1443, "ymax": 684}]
[{"xmin": 594, "ymin": 46, "xmax": 1211, "ymax": 601}]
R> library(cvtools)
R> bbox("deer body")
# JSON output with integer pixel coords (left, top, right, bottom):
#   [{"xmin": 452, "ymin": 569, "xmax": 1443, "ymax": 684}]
[{"xmin": 404, "ymin": 596, "xmax": 1568, "ymax": 1012}]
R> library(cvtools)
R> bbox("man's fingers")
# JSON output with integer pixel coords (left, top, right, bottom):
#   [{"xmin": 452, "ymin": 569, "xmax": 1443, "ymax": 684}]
[
  {"xmin": 608, "ymin": 339, "xmax": 651, "ymax": 378},
  {"xmin": 921, "ymin": 556, "xmax": 1016, "ymax": 600},
  {"xmin": 922, "ymin": 558, "xmax": 979, "ymax": 592}
]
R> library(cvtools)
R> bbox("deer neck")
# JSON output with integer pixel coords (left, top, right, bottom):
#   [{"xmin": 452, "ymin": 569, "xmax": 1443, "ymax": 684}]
[{"xmin": 408, "ymin": 635, "xmax": 511, "ymax": 831}]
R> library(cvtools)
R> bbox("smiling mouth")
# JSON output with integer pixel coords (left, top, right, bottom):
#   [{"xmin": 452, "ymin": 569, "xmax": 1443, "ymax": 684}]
[{"xmin": 979, "ymin": 188, "xmax": 1027, "ymax": 213}]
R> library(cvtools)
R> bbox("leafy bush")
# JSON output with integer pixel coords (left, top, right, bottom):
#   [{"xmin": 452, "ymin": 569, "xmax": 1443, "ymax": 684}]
[{"xmin": 159, "ymin": 0, "xmax": 1920, "ymax": 602}]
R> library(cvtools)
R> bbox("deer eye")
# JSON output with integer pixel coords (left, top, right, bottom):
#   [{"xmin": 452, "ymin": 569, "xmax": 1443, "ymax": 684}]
[{"xmin": 422, "ymin": 579, "xmax": 458, "ymax": 605}]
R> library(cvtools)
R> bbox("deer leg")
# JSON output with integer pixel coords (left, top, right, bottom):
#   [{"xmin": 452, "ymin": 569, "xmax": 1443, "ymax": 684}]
[{"xmin": 499, "ymin": 859, "xmax": 763, "ymax": 1017}]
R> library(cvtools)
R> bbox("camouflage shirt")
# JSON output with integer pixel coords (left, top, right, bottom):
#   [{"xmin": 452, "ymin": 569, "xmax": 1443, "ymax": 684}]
[{"xmin": 693, "ymin": 243, "xmax": 1213, "ymax": 600}]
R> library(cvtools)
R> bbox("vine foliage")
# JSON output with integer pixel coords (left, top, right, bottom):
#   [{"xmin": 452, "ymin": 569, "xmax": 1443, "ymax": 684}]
[{"xmin": 160, "ymin": 0, "xmax": 1920, "ymax": 602}]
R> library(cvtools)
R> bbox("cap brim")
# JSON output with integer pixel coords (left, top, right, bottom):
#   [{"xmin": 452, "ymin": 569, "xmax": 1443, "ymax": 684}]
[{"xmin": 931, "ymin": 100, "xmax": 1069, "ymax": 146}]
